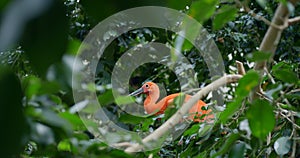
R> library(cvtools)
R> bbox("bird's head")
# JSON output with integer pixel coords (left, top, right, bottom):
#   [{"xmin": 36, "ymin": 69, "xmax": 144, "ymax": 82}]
[{"xmin": 129, "ymin": 82, "xmax": 158, "ymax": 96}]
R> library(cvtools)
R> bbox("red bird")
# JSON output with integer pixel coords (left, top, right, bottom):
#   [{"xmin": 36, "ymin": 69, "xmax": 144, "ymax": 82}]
[{"xmin": 129, "ymin": 82, "xmax": 213, "ymax": 122}]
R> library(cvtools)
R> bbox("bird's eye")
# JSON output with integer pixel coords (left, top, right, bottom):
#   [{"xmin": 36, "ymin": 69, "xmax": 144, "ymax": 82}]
[{"xmin": 145, "ymin": 84, "xmax": 149, "ymax": 88}]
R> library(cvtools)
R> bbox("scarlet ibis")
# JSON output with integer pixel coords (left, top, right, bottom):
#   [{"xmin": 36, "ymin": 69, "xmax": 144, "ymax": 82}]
[{"xmin": 129, "ymin": 82, "xmax": 213, "ymax": 122}]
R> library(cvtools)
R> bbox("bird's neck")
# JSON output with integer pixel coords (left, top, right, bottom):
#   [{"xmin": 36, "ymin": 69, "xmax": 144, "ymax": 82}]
[
  {"xmin": 144, "ymin": 91, "xmax": 163, "ymax": 114},
  {"xmin": 145, "ymin": 91, "xmax": 159, "ymax": 105}
]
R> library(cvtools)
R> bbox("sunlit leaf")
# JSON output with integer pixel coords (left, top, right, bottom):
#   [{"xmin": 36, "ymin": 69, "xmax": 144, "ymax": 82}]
[
  {"xmin": 115, "ymin": 96, "xmax": 135, "ymax": 105},
  {"xmin": 183, "ymin": 124, "xmax": 200, "ymax": 136},
  {"xmin": 58, "ymin": 139, "xmax": 72, "ymax": 152},
  {"xmin": 274, "ymin": 136, "xmax": 291, "ymax": 156},
  {"xmin": 66, "ymin": 39, "xmax": 81, "ymax": 55},
  {"xmin": 246, "ymin": 99, "xmax": 275, "ymax": 139}
]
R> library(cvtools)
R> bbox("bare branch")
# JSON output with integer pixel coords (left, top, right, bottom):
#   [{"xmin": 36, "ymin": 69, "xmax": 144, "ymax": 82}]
[
  {"xmin": 124, "ymin": 74, "xmax": 243, "ymax": 153},
  {"xmin": 236, "ymin": 60, "xmax": 246, "ymax": 75},
  {"xmin": 277, "ymin": 111, "xmax": 300, "ymax": 130},
  {"xmin": 113, "ymin": 142, "xmax": 135, "ymax": 148},
  {"xmin": 288, "ymin": 16, "xmax": 300, "ymax": 25},
  {"xmin": 251, "ymin": 0, "xmax": 298, "ymax": 101}
]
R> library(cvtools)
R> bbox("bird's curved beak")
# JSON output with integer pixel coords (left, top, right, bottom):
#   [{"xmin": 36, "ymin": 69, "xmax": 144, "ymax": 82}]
[{"xmin": 129, "ymin": 87, "xmax": 144, "ymax": 96}]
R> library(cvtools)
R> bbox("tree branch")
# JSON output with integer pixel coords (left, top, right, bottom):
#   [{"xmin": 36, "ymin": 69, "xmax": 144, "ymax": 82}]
[
  {"xmin": 236, "ymin": 60, "xmax": 246, "ymax": 75},
  {"xmin": 124, "ymin": 74, "xmax": 243, "ymax": 153},
  {"xmin": 250, "ymin": 0, "xmax": 299, "ymax": 101},
  {"xmin": 288, "ymin": 16, "xmax": 300, "ymax": 25},
  {"xmin": 235, "ymin": 0, "xmax": 289, "ymax": 30}
]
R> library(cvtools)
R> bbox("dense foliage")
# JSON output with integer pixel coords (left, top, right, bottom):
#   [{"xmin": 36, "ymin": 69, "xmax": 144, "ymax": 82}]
[{"xmin": 0, "ymin": 0, "xmax": 299, "ymax": 157}]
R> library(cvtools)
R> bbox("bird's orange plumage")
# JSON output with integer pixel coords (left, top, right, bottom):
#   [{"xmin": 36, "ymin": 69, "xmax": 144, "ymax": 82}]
[{"xmin": 130, "ymin": 81, "xmax": 213, "ymax": 122}]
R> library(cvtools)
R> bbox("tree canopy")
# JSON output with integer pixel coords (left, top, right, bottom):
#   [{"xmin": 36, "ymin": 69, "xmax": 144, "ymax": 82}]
[{"xmin": 0, "ymin": 0, "xmax": 299, "ymax": 157}]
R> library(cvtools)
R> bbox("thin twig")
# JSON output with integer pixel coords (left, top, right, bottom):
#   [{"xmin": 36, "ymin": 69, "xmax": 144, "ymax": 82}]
[
  {"xmin": 287, "ymin": 89, "xmax": 300, "ymax": 94},
  {"xmin": 235, "ymin": 0, "xmax": 289, "ymax": 30},
  {"xmin": 278, "ymin": 112, "xmax": 300, "ymax": 130},
  {"xmin": 124, "ymin": 74, "xmax": 243, "ymax": 153},
  {"xmin": 264, "ymin": 67, "xmax": 275, "ymax": 84},
  {"xmin": 290, "ymin": 115, "xmax": 297, "ymax": 158}
]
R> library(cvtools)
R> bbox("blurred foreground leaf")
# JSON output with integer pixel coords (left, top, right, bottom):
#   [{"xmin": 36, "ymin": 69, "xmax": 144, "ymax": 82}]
[
  {"xmin": 246, "ymin": 99, "xmax": 275, "ymax": 139},
  {"xmin": 213, "ymin": 5, "xmax": 237, "ymax": 30},
  {"xmin": 188, "ymin": 0, "xmax": 218, "ymax": 23},
  {"xmin": 246, "ymin": 51, "xmax": 272, "ymax": 62},
  {"xmin": 21, "ymin": 0, "xmax": 68, "ymax": 77},
  {"xmin": 0, "ymin": 67, "xmax": 29, "ymax": 157},
  {"xmin": 220, "ymin": 71, "xmax": 259, "ymax": 123}
]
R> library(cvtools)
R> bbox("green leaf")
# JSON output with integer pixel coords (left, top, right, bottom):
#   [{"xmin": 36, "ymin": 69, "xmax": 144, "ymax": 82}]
[
  {"xmin": 173, "ymin": 93, "xmax": 186, "ymax": 108},
  {"xmin": 21, "ymin": 0, "xmax": 68, "ymax": 77},
  {"xmin": 182, "ymin": 39, "xmax": 194, "ymax": 51},
  {"xmin": 0, "ymin": 67, "xmax": 29, "ymax": 157},
  {"xmin": 213, "ymin": 5, "xmax": 237, "ymax": 30},
  {"xmin": 0, "ymin": 0, "xmax": 9, "ymax": 11},
  {"xmin": 23, "ymin": 76, "xmax": 42, "ymax": 99},
  {"xmin": 98, "ymin": 89, "xmax": 114, "ymax": 106},
  {"xmin": 188, "ymin": 0, "xmax": 219, "ymax": 23},
  {"xmin": 229, "ymin": 142, "xmax": 246, "ymax": 158},
  {"xmin": 183, "ymin": 124, "xmax": 200, "ymax": 136},
  {"xmin": 211, "ymin": 133, "xmax": 240, "ymax": 158},
  {"xmin": 22, "ymin": 76, "xmax": 60, "ymax": 99},
  {"xmin": 271, "ymin": 62, "xmax": 298, "ymax": 84},
  {"xmin": 66, "ymin": 39, "xmax": 81, "ymax": 55},
  {"xmin": 198, "ymin": 123, "xmax": 214, "ymax": 137},
  {"xmin": 115, "ymin": 95, "xmax": 135, "ymax": 105},
  {"xmin": 273, "ymin": 69, "xmax": 298, "ymax": 84},
  {"xmin": 59, "ymin": 112, "xmax": 86, "ymax": 131},
  {"xmin": 274, "ymin": 136, "xmax": 291, "ymax": 156},
  {"xmin": 167, "ymin": 0, "xmax": 192, "ymax": 10},
  {"xmin": 220, "ymin": 71, "xmax": 259, "ymax": 123},
  {"xmin": 41, "ymin": 109, "xmax": 72, "ymax": 134},
  {"xmin": 219, "ymin": 98, "xmax": 243, "ymax": 123},
  {"xmin": 58, "ymin": 140, "xmax": 72, "ymax": 152},
  {"xmin": 119, "ymin": 113, "xmax": 145, "ymax": 124},
  {"xmin": 246, "ymin": 99, "xmax": 275, "ymax": 139},
  {"xmin": 236, "ymin": 70, "xmax": 260, "ymax": 98},
  {"xmin": 271, "ymin": 61, "xmax": 286, "ymax": 72},
  {"xmin": 246, "ymin": 51, "xmax": 273, "ymax": 62}
]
